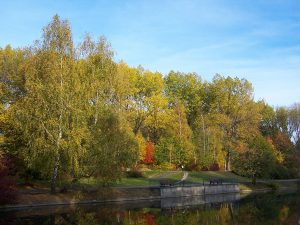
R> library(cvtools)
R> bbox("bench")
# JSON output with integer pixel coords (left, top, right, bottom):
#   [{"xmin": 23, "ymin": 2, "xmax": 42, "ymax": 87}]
[
  {"xmin": 159, "ymin": 179, "xmax": 175, "ymax": 187},
  {"xmin": 209, "ymin": 179, "xmax": 223, "ymax": 185}
]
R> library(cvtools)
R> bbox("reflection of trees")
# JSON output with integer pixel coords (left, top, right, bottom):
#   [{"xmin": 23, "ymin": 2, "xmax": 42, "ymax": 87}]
[
  {"xmin": 235, "ymin": 193, "xmax": 300, "ymax": 225},
  {"xmin": 3, "ymin": 193, "xmax": 300, "ymax": 225},
  {"xmin": 155, "ymin": 204, "xmax": 233, "ymax": 225},
  {"xmin": 155, "ymin": 194, "xmax": 300, "ymax": 225}
]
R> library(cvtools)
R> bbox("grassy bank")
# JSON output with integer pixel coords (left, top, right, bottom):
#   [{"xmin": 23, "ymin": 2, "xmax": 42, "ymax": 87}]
[
  {"xmin": 185, "ymin": 171, "xmax": 250, "ymax": 183},
  {"xmin": 17, "ymin": 170, "xmax": 300, "ymax": 193},
  {"xmin": 78, "ymin": 170, "xmax": 185, "ymax": 187}
]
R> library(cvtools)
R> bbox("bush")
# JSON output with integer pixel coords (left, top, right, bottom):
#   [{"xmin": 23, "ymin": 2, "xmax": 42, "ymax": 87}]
[
  {"xmin": 209, "ymin": 162, "xmax": 220, "ymax": 171},
  {"xmin": 155, "ymin": 162, "xmax": 176, "ymax": 170},
  {"xmin": 266, "ymin": 183, "xmax": 279, "ymax": 191},
  {"xmin": 0, "ymin": 156, "xmax": 18, "ymax": 204},
  {"xmin": 270, "ymin": 165, "xmax": 296, "ymax": 179},
  {"xmin": 125, "ymin": 170, "xmax": 144, "ymax": 178},
  {"xmin": 185, "ymin": 162, "xmax": 201, "ymax": 171},
  {"xmin": 201, "ymin": 166, "xmax": 209, "ymax": 171}
]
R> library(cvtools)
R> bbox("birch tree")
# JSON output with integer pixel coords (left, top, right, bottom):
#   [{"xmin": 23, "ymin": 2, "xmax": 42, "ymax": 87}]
[{"xmin": 13, "ymin": 15, "xmax": 88, "ymax": 192}]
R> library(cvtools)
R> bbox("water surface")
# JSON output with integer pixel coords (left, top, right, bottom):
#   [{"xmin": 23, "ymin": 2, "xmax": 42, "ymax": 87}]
[{"xmin": 1, "ymin": 192, "xmax": 300, "ymax": 225}]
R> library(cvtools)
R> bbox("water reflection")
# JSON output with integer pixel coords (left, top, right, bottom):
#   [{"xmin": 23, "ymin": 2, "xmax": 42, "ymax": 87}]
[
  {"xmin": 1, "ymin": 192, "xmax": 300, "ymax": 225},
  {"xmin": 161, "ymin": 192, "xmax": 240, "ymax": 209}
]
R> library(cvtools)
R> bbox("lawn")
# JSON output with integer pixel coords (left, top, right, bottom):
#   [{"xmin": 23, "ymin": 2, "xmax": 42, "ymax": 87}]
[
  {"xmin": 68, "ymin": 170, "xmax": 250, "ymax": 187},
  {"xmin": 114, "ymin": 170, "xmax": 250, "ymax": 186},
  {"xmin": 186, "ymin": 171, "xmax": 250, "ymax": 184},
  {"xmin": 19, "ymin": 170, "xmax": 298, "ymax": 195},
  {"xmin": 20, "ymin": 170, "xmax": 254, "ymax": 190},
  {"xmin": 115, "ymin": 170, "xmax": 184, "ymax": 186}
]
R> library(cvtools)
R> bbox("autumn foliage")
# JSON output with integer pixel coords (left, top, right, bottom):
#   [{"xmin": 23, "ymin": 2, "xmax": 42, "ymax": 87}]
[
  {"xmin": 144, "ymin": 213, "xmax": 156, "ymax": 225},
  {"xmin": 273, "ymin": 132, "xmax": 294, "ymax": 153},
  {"xmin": 144, "ymin": 141, "xmax": 155, "ymax": 164}
]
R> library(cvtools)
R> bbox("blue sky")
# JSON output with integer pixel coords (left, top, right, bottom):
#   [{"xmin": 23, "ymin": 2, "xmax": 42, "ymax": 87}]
[{"xmin": 1, "ymin": 0, "xmax": 300, "ymax": 107}]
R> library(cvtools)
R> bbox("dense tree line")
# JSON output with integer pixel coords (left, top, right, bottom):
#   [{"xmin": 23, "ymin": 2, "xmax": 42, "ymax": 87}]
[{"xmin": 1, "ymin": 15, "xmax": 300, "ymax": 190}]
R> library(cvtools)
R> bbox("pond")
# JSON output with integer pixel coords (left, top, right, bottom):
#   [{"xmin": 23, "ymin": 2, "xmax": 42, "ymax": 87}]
[{"xmin": 1, "ymin": 192, "xmax": 300, "ymax": 225}]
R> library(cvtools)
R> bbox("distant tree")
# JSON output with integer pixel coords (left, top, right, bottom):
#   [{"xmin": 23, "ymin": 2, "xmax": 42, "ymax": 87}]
[
  {"xmin": 155, "ymin": 136, "xmax": 189, "ymax": 167},
  {"xmin": 275, "ymin": 107, "xmax": 290, "ymax": 138},
  {"xmin": 288, "ymin": 103, "xmax": 300, "ymax": 144},
  {"xmin": 273, "ymin": 131, "xmax": 294, "ymax": 156},
  {"xmin": 259, "ymin": 101, "xmax": 278, "ymax": 137}
]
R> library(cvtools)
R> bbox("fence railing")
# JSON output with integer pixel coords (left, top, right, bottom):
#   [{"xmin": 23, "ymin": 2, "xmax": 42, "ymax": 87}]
[{"xmin": 160, "ymin": 178, "xmax": 239, "ymax": 187}]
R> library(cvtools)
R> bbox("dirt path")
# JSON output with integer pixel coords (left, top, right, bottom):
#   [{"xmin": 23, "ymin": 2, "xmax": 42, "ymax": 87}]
[{"xmin": 181, "ymin": 171, "xmax": 189, "ymax": 182}]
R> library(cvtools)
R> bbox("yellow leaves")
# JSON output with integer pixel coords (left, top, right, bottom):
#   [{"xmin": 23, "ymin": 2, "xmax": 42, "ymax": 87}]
[
  {"xmin": 279, "ymin": 205, "xmax": 289, "ymax": 223},
  {"xmin": 276, "ymin": 151, "xmax": 285, "ymax": 164},
  {"xmin": 266, "ymin": 136, "xmax": 285, "ymax": 163},
  {"xmin": 135, "ymin": 133, "xmax": 146, "ymax": 161},
  {"xmin": 236, "ymin": 143, "xmax": 247, "ymax": 153}
]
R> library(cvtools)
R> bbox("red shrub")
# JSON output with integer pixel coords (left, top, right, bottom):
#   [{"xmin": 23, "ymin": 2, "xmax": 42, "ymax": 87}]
[
  {"xmin": 144, "ymin": 141, "xmax": 155, "ymax": 164},
  {"xmin": 144, "ymin": 213, "xmax": 156, "ymax": 225}
]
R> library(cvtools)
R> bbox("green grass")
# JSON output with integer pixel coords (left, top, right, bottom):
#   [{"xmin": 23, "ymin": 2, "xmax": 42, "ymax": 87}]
[
  {"xmin": 167, "ymin": 171, "xmax": 184, "ymax": 180},
  {"xmin": 73, "ymin": 170, "xmax": 184, "ymax": 187},
  {"xmin": 111, "ymin": 171, "xmax": 299, "ymax": 190},
  {"xmin": 239, "ymin": 183, "xmax": 269, "ymax": 191},
  {"xmin": 115, "ymin": 171, "xmax": 248, "ymax": 186},
  {"xmin": 115, "ymin": 170, "xmax": 184, "ymax": 186},
  {"xmin": 186, "ymin": 171, "xmax": 250, "ymax": 184},
  {"xmin": 114, "ymin": 177, "xmax": 159, "ymax": 186},
  {"xmin": 18, "ymin": 170, "xmax": 258, "ymax": 189},
  {"xmin": 142, "ymin": 170, "xmax": 163, "ymax": 178}
]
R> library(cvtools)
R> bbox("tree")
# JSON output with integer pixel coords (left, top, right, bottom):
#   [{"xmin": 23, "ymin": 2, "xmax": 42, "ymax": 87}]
[
  {"xmin": 82, "ymin": 109, "xmax": 138, "ymax": 183},
  {"xmin": 135, "ymin": 132, "xmax": 146, "ymax": 163},
  {"xmin": 164, "ymin": 71, "xmax": 204, "ymax": 127},
  {"xmin": 275, "ymin": 107, "xmax": 290, "ymax": 138},
  {"xmin": 1, "ymin": 16, "xmax": 141, "ymax": 190},
  {"xmin": 0, "ymin": 46, "xmax": 26, "ymax": 160},
  {"xmin": 273, "ymin": 131, "xmax": 294, "ymax": 155},
  {"xmin": 193, "ymin": 115, "xmax": 224, "ymax": 169},
  {"xmin": 0, "ymin": 45, "xmax": 26, "ymax": 106},
  {"xmin": 233, "ymin": 136, "xmax": 276, "ymax": 184},
  {"xmin": 259, "ymin": 101, "xmax": 278, "ymax": 137},
  {"xmin": 288, "ymin": 103, "xmax": 300, "ymax": 144},
  {"xmin": 122, "ymin": 68, "xmax": 170, "ymax": 143},
  {"xmin": 155, "ymin": 136, "xmax": 190, "ymax": 167},
  {"xmin": 10, "ymin": 15, "xmax": 88, "ymax": 192},
  {"xmin": 78, "ymin": 34, "xmax": 117, "ymax": 125},
  {"xmin": 206, "ymin": 75, "xmax": 261, "ymax": 170},
  {"xmin": 73, "ymin": 31, "xmax": 139, "ymax": 183}
]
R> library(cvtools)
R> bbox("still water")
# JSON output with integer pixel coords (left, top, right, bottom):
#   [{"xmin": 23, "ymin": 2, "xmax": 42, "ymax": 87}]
[{"xmin": 1, "ymin": 192, "xmax": 300, "ymax": 225}]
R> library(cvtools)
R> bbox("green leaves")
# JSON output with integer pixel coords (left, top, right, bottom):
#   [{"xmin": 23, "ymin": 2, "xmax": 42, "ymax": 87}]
[
  {"xmin": 84, "ymin": 109, "xmax": 138, "ymax": 183},
  {"xmin": 232, "ymin": 135, "xmax": 276, "ymax": 181}
]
